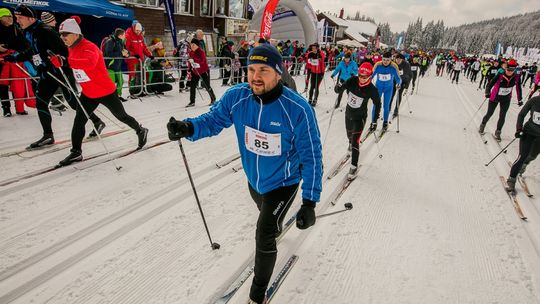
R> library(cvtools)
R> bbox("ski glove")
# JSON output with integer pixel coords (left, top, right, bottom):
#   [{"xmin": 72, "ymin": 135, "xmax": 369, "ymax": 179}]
[
  {"xmin": 167, "ymin": 117, "xmax": 194, "ymax": 140},
  {"xmin": 485, "ymin": 93, "xmax": 490, "ymax": 99},
  {"xmin": 517, "ymin": 100, "xmax": 523, "ymax": 106},
  {"xmin": 3, "ymin": 54, "xmax": 17, "ymax": 62},
  {"xmin": 296, "ymin": 199, "xmax": 316, "ymax": 230},
  {"xmin": 515, "ymin": 130, "xmax": 522, "ymax": 138}
]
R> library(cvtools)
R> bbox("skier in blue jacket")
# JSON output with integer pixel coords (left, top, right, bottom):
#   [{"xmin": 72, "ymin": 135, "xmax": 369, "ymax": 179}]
[
  {"xmin": 331, "ymin": 52, "xmax": 358, "ymax": 108},
  {"xmin": 370, "ymin": 51, "xmax": 402, "ymax": 131},
  {"xmin": 167, "ymin": 44, "xmax": 323, "ymax": 304}
]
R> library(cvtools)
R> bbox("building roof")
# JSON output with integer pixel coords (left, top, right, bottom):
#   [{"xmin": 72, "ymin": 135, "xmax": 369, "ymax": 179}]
[{"xmin": 319, "ymin": 12, "xmax": 349, "ymax": 27}]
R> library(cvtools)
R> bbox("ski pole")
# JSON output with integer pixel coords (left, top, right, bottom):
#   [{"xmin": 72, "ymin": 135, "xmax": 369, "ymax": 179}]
[
  {"xmin": 463, "ymin": 98, "xmax": 488, "ymax": 130},
  {"xmin": 404, "ymin": 92, "xmax": 413, "ymax": 114},
  {"xmin": 484, "ymin": 137, "xmax": 517, "ymax": 167},
  {"xmin": 316, "ymin": 202, "xmax": 353, "ymax": 219},
  {"xmin": 47, "ymin": 51, "xmax": 122, "ymax": 171},
  {"xmin": 371, "ymin": 131, "xmax": 384, "ymax": 159},
  {"xmin": 322, "ymin": 96, "xmax": 339, "ymax": 148},
  {"xmin": 174, "ymin": 132, "xmax": 220, "ymax": 250}
]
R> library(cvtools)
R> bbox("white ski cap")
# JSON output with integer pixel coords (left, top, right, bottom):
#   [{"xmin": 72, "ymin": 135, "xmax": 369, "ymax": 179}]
[{"xmin": 59, "ymin": 18, "xmax": 81, "ymax": 35}]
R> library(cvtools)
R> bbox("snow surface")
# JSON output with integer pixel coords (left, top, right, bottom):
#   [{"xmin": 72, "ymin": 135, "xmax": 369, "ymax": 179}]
[{"xmin": 0, "ymin": 68, "xmax": 539, "ymax": 304}]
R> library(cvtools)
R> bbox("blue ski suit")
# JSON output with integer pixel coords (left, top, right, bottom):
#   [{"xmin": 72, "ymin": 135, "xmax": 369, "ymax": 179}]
[
  {"xmin": 186, "ymin": 83, "xmax": 323, "ymax": 202},
  {"xmin": 371, "ymin": 62, "xmax": 402, "ymax": 123}
]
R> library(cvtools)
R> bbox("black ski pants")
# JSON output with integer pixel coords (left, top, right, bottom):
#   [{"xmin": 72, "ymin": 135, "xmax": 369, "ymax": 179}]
[
  {"xmin": 308, "ymin": 72, "xmax": 323, "ymax": 103},
  {"xmin": 524, "ymin": 74, "xmax": 535, "ymax": 88},
  {"xmin": 248, "ymin": 183, "xmax": 299, "ymax": 303},
  {"xmin": 470, "ymin": 70, "xmax": 479, "ymax": 82},
  {"xmin": 345, "ymin": 113, "xmax": 366, "ymax": 167},
  {"xmin": 510, "ymin": 132, "xmax": 540, "ymax": 178},
  {"xmin": 0, "ymin": 84, "xmax": 10, "ymax": 113},
  {"xmin": 71, "ymin": 92, "xmax": 140, "ymax": 152},
  {"xmin": 452, "ymin": 70, "xmax": 461, "ymax": 83},
  {"xmin": 190, "ymin": 71, "xmax": 216, "ymax": 104},
  {"xmin": 481, "ymin": 99, "xmax": 511, "ymax": 131},
  {"xmin": 335, "ymin": 78, "xmax": 346, "ymax": 108},
  {"xmin": 35, "ymin": 69, "xmax": 101, "ymax": 135}
]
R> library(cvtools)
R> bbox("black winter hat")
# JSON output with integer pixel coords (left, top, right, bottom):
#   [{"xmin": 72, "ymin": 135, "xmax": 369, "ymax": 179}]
[
  {"xmin": 190, "ymin": 38, "xmax": 200, "ymax": 47},
  {"xmin": 247, "ymin": 44, "xmax": 283, "ymax": 74},
  {"xmin": 14, "ymin": 4, "xmax": 37, "ymax": 18},
  {"xmin": 382, "ymin": 51, "xmax": 392, "ymax": 59}
]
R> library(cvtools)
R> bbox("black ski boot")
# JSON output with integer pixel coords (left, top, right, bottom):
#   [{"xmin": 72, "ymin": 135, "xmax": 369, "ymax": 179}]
[
  {"xmin": 369, "ymin": 122, "xmax": 377, "ymax": 132},
  {"xmin": 137, "ymin": 126, "xmax": 148, "ymax": 149},
  {"xmin": 478, "ymin": 123, "xmax": 486, "ymax": 134},
  {"xmin": 58, "ymin": 149, "xmax": 82, "ymax": 167},
  {"xmin": 185, "ymin": 102, "xmax": 195, "ymax": 108},
  {"xmin": 506, "ymin": 177, "xmax": 516, "ymax": 193},
  {"xmin": 382, "ymin": 122, "xmax": 388, "ymax": 131},
  {"xmin": 347, "ymin": 165, "xmax": 358, "ymax": 181},
  {"xmin": 88, "ymin": 121, "xmax": 106, "ymax": 138},
  {"xmin": 493, "ymin": 130, "xmax": 502, "ymax": 141},
  {"xmin": 27, "ymin": 134, "xmax": 55, "ymax": 150}
]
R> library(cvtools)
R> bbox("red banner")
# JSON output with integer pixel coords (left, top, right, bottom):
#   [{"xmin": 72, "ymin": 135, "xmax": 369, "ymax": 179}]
[{"xmin": 259, "ymin": 0, "xmax": 280, "ymax": 39}]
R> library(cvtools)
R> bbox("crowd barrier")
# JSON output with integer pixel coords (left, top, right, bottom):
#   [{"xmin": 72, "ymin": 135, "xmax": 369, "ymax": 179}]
[{"xmin": 0, "ymin": 55, "xmax": 347, "ymax": 105}]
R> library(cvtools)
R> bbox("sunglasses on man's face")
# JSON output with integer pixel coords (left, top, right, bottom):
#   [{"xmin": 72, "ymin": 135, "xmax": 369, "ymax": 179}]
[
  {"xmin": 60, "ymin": 32, "xmax": 71, "ymax": 37},
  {"xmin": 506, "ymin": 67, "xmax": 516, "ymax": 72}
]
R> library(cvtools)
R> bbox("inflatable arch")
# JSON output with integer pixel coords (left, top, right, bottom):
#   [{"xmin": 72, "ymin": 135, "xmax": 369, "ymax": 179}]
[{"xmin": 248, "ymin": 0, "xmax": 318, "ymax": 45}]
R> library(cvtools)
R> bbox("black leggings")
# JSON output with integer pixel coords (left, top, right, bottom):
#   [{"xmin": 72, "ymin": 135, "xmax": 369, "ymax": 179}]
[
  {"xmin": 35, "ymin": 69, "xmax": 101, "ymax": 135},
  {"xmin": 190, "ymin": 71, "xmax": 216, "ymax": 104},
  {"xmin": 336, "ymin": 78, "xmax": 346, "ymax": 107},
  {"xmin": 0, "ymin": 84, "xmax": 10, "ymax": 112},
  {"xmin": 481, "ymin": 99, "xmax": 511, "ymax": 131},
  {"xmin": 308, "ymin": 72, "xmax": 323, "ymax": 102},
  {"xmin": 248, "ymin": 183, "xmax": 299, "ymax": 303},
  {"xmin": 345, "ymin": 114, "xmax": 366, "ymax": 167},
  {"xmin": 71, "ymin": 92, "xmax": 140, "ymax": 152},
  {"xmin": 510, "ymin": 133, "xmax": 540, "ymax": 178},
  {"xmin": 452, "ymin": 71, "xmax": 461, "ymax": 83}
]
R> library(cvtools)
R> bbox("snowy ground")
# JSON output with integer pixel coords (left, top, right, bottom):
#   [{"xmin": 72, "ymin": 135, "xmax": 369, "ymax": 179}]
[{"xmin": 0, "ymin": 68, "xmax": 539, "ymax": 304}]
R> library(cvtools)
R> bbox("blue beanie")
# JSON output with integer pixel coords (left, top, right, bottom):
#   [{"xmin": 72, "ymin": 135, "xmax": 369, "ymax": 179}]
[{"xmin": 247, "ymin": 44, "xmax": 283, "ymax": 74}]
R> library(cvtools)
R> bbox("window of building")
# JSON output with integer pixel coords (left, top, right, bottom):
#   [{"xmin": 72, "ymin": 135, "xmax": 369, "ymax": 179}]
[
  {"xmin": 175, "ymin": 0, "xmax": 193, "ymax": 14},
  {"xmin": 228, "ymin": 0, "xmax": 245, "ymax": 18},
  {"xmin": 216, "ymin": 0, "xmax": 226, "ymax": 15},
  {"xmin": 115, "ymin": 0, "xmax": 159, "ymax": 6},
  {"xmin": 200, "ymin": 0, "xmax": 213, "ymax": 16}
]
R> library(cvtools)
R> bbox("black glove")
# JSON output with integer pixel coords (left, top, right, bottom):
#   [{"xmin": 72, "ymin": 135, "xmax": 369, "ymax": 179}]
[
  {"xmin": 517, "ymin": 100, "xmax": 523, "ymax": 106},
  {"xmin": 149, "ymin": 55, "xmax": 155, "ymax": 60},
  {"xmin": 3, "ymin": 54, "xmax": 17, "ymax": 62},
  {"xmin": 167, "ymin": 117, "xmax": 194, "ymax": 140},
  {"xmin": 333, "ymin": 83, "xmax": 341, "ymax": 94},
  {"xmin": 485, "ymin": 93, "xmax": 490, "ymax": 99},
  {"xmin": 133, "ymin": 54, "xmax": 140, "ymax": 59},
  {"xmin": 515, "ymin": 130, "xmax": 522, "ymax": 138},
  {"xmin": 296, "ymin": 199, "xmax": 316, "ymax": 230}
]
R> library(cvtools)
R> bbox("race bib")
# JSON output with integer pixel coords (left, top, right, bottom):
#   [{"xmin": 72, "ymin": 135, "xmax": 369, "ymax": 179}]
[
  {"xmin": 378, "ymin": 74, "xmax": 391, "ymax": 81},
  {"xmin": 244, "ymin": 126, "xmax": 281, "ymax": 156},
  {"xmin": 399, "ymin": 70, "xmax": 404, "ymax": 75},
  {"xmin": 498, "ymin": 87, "xmax": 512, "ymax": 96},
  {"xmin": 411, "ymin": 66, "xmax": 418, "ymax": 71},
  {"xmin": 491, "ymin": 70, "xmax": 497, "ymax": 74},
  {"xmin": 73, "ymin": 69, "xmax": 91, "ymax": 83},
  {"xmin": 347, "ymin": 93, "xmax": 364, "ymax": 109},
  {"xmin": 32, "ymin": 54, "xmax": 43, "ymax": 66},
  {"xmin": 533, "ymin": 111, "xmax": 540, "ymax": 125},
  {"xmin": 308, "ymin": 59, "xmax": 319, "ymax": 66}
]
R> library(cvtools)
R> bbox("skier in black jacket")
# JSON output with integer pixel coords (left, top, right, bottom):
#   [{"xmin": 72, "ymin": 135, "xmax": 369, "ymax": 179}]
[
  {"xmin": 506, "ymin": 96, "xmax": 540, "ymax": 192},
  {"xmin": 3, "ymin": 5, "xmax": 103, "ymax": 148},
  {"xmin": 335, "ymin": 62, "xmax": 381, "ymax": 180},
  {"xmin": 391, "ymin": 53, "xmax": 412, "ymax": 117}
]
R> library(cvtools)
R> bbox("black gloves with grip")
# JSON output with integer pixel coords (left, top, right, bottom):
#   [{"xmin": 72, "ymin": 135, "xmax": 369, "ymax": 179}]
[
  {"xmin": 515, "ymin": 130, "xmax": 522, "ymax": 138},
  {"xmin": 167, "ymin": 117, "xmax": 194, "ymax": 141},
  {"xmin": 296, "ymin": 199, "xmax": 316, "ymax": 230}
]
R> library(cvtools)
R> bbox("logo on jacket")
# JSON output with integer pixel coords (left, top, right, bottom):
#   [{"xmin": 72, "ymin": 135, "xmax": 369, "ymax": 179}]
[{"xmin": 270, "ymin": 121, "xmax": 281, "ymax": 127}]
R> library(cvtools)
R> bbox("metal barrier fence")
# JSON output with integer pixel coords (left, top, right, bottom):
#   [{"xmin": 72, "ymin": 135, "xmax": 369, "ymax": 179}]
[{"xmin": 0, "ymin": 55, "xmax": 332, "ymax": 106}]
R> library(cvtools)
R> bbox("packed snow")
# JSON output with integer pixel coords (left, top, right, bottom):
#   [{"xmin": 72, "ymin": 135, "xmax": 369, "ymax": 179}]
[{"xmin": 0, "ymin": 68, "xmax": 539, "ymax": 304}]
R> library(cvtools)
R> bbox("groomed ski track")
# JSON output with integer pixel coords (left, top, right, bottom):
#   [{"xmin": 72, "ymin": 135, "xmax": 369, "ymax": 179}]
[{"xmin": 0, "ymin": 70, "xmax": 539, "ymax": 303}]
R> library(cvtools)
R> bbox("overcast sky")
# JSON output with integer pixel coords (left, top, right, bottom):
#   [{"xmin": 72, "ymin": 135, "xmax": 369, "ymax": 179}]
[{"xmin": 309, "ymin": 0, "xmax": 540, "ymax": 32}]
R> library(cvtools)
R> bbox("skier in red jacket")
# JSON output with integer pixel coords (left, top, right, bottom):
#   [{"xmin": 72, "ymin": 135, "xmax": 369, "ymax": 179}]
[
  {"xmin": 186, "ymin": 38, "xmax": 216, "ymax": 107},
  {"xmin": 305, "ymin": 43, "xmax": 325, "ymax": 106},
  {"xmin": 124, "ymin": 21, "xmax": 152, "ymax": 95},
  {"xmin": 0, "ymin": 50, "xmax": 36, "ymax": 115},
  {"xmin": 50, "ymin": 18, "xmax": 148, "ymax": 167}
]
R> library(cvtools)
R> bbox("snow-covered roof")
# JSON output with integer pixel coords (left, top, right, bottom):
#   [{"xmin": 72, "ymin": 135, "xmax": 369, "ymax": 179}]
[
  {"xmin": 319, "ymin": 12, "xmax": 349, "ymax": 27},
  {"xmin": 344, "ymin": 31, "xmax": 369, "ymax": 43},
  {"xmin": 345, "ymin": 20, "xmax": 378, "ymax": 38}
]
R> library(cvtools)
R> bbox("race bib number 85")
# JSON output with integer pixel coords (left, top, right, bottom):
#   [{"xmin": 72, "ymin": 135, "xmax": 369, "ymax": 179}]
[{"xmin": 244, "ymin": 126, "xmax": 281, "ymax": 156}]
